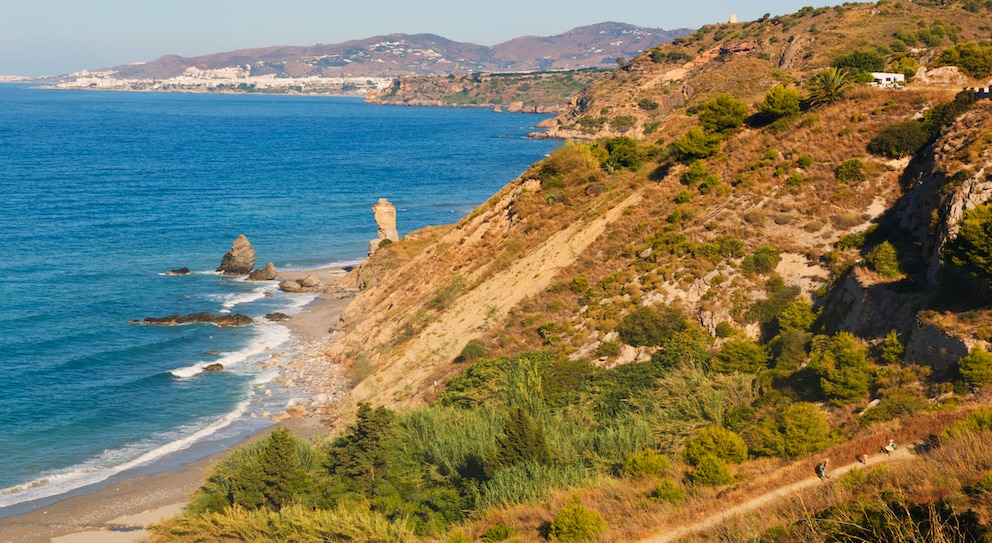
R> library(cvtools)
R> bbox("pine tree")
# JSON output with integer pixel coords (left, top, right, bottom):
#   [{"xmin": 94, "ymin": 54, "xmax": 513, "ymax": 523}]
[{"xmin": 494, "ymin": 406, "xmax": 551, "ymax": 468}]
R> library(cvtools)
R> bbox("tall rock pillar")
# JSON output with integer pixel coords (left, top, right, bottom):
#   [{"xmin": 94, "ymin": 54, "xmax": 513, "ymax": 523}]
[{"xmin": 369, "ymin": 198, "xmax": 400, "ymax": 256}]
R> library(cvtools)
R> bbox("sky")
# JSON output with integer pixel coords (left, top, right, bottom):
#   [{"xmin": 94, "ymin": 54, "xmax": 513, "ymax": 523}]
[{"xmin": 0, "ymin": 0, "xmax": 835, "ymax": 77}]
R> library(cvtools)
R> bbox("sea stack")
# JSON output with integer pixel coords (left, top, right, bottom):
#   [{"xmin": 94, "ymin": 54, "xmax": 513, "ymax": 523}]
[
  {"xmin": 369, "ymin": 198, "xmax": 400, "ymax": 256},
  {"xmin": 216, "ymin": 234, "xmax": 256, "ymax": 275}
]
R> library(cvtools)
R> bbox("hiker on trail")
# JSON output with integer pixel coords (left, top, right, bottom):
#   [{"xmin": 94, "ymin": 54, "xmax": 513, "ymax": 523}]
[
  {"xmin": 816, "ymin": 459, "xmax": 830, "ymax": 480},
  {"xmin": 883, "ymin": 438, "xmax": 898, "ymax": 455},
  {"xmin": 860, "ymin": 450, "xmax": 869, "ymax": 464}
]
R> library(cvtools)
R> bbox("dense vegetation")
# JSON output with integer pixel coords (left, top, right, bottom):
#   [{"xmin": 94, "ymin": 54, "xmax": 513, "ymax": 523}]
[{"xmin": 152, "ymin": 1, "xmax": 992, "ymax": 541}]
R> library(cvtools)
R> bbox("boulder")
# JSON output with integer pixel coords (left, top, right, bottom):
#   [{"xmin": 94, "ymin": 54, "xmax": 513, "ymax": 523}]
[
  {"xmin": 247, "ymin": 262, "xmax": 277, "ymax": 281},
  {"xmin": 138, "ymin": 312, "xmax": 253, "ymax": 327},
  {"xmin": 165, "ymin": 267, "xmax": 190, "ymax": 275},
  {"xmin": 301, "ymin": 275, "xmax": 321, "ymax": 288},
  {"xmin": 203, "ymin": 363, "xmax": 224, "ymax": 371},
  {"xmin": 216, "ymin": 234, "xmax": 256, "ymax": 275},
  {"xmin": 278, "ymin": 277, "xmax": 322, "ymax": 293},
  {"xmin": 266, "ymin": 312, "xmax": 291, "ymax": 322}
]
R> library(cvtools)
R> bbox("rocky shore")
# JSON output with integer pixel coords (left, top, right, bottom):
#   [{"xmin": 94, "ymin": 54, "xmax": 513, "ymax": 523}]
[{"xmin": 0, "ymin": 266, "xmax": 358, "ymax": 543}]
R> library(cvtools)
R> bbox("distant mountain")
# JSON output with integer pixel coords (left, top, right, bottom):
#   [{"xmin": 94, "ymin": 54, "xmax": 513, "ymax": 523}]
[{"xmin": 103, "ymin": 22, "xmax": 692, "ymax": 80}]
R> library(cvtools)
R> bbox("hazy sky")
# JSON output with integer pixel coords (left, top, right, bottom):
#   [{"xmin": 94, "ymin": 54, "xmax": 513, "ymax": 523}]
[{"xmin": 0, "ymin": 0, "xmax": 833, "ymax": 76}]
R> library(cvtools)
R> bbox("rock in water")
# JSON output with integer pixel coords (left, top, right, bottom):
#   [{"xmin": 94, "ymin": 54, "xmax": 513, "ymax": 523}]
[
  {"xmin": 165, "ymin": 267, "xmax": 190, "ymax": 275},
  {"xmin": 140, "ymin": 312, "xmax": 253, "ymax": 327},
  {"xmin": 247, "ymin": 262, "xmax": 277, "ymax": 281},
  {"xmin": 203, "ymin": 363, "xmax": 224, "ymax": 371},
  {"xmin": 216, "ymin": 234, "xmax": 256, "ymax": 275},
  {"xmin": 371, "ymin": 198, "xmax": 400, "ymax": 242}
]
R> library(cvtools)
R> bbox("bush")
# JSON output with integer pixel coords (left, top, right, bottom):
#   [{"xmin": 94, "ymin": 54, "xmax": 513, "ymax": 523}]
[
  {"xmin": 697, "ymin": 93, "xmax": 748, "ymax": 134},
  {"xmin": 448, "ymin": 531, "xmax": 473, "ymax": 543},
  {"xmin": 741, "ymin": 246, "xmax": 781, "ymax": 275},
  {"xmin": 945, "ymin": 203, "xmax": 992, "ymax": 281},
  {"xmin": 481, "ymin": 524, "xmax": 515, "ymax": 542},
  {"xmin": 650, "ymin": 478, "xmax": 685, "ymax": 504},
  {"xmin": 601, "ymin": 136, "xmax": 644, "ymax": 172},
  {"xmin": 935, "ymin": 42, "xmax": 992, "ymax": 78},
  {"xmin": 750, "ymin": 403, "xmax": 833, "ymax": 458},
  {"xmin": 683, "ymin": 426, "xmax": 748, "ymax": 466},
  {"xmin": 797, "ymin": 154, "xmax": 814, "ymax": 169},
  {"xmin": 959, "ymin": 345, "xmax": 992, "ymax": 387},
  {"xmin": 638, "ymin": 98, "xmax": 659, "ymax": 110},
  {"xmin": 811, "ymin": 331, "xmax": 873, "ymax": 406},
  {"xmin": 596, "ymin": 340, "xmax": 621, "ymax": 358},
  {"xmin": 713, "ymin": 339, "xmax": 771, "ymax": 373},
  {"xmin": 879, "ymin": 330, "xmax": 905, "ymax": 365},
  {"xmin": 866, "ymin": 241, "xmax": 900, "ymax": 278},
  {"xmin": 831, "ymin": 50, "xmax": 886, "ymax": 74},
  {"xmin": 867, "ymin": 120, "xmax": 929, "ymax": 158},
  {"xmin": 549, "ymin": 496, "xmax": 608, "ymax": 542},
  {"xmin": 624, "ymin": 450, "xmax": 671, "ymax": 478},
  {"xmin": 688, "ymin": 454, "xmax": 732, "ymax": 486},
  {"xmin": 760, "ymin": 85, "xmax": 802, "ymax": 120},
  {"xmin": 459, "ymin": 340, "xmax": 488, "ymax": 363},
  {"xmin": 835, "ymin": 159, "xmax": 866, "ymax": 183},
  {"xmin": 673, "ymin": 126, "xmax": 722, "ymax": 161},
  {"xmin": 616, "ymin": 305, "xmax": 689, "ymax": 347}
]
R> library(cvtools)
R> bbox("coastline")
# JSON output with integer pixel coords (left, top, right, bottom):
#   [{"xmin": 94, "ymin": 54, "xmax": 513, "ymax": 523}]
[{"xmin": 0, "ymin": 266, "xmax": 357, "ymax": 543}]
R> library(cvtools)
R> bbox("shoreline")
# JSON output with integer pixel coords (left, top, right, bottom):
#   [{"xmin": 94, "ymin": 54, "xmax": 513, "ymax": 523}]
[{"xmin": 0, "ymin": 266, "xmax": 357, "ymax": 543}]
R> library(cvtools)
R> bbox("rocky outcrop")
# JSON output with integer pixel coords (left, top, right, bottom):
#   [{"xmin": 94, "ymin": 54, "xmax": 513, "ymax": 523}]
[
  {"xmin": 369, "ymin": 198, "xmax": 400, "ymax": 256},
  {"xmin": 216, "ymin": 234, "xmax": 256, "ymax": 275},
  {"xmin": 247, "ymin": 262, "xmax": 277, "ymax": 281},
  {"xmin": 266, "ymin": 312, "xmax": 291, "ymax": 322},
  {"xmin": 279, "ymin": 275, "xmax": 323, "ymax": 293},
  {"xmin": 165, "ymin": 267, "xmax": 190, "ymax": 275},
  {"xmin": 134, "ymin": 312, "xmax": 253, "ymax": 326},
  {"xmin": 203, "ymin": 363, "xmax": 224, "ymax": 371},
  {"xmin": 904, "ymin": 320, "xmax": 971, "ymax": 373},
  {"xmin": 372, "ymin": 198, "xmax": 400, "ymax": 242}
]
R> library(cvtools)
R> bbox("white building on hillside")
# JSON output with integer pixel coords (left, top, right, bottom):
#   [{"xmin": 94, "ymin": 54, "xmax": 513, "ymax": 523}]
[{"xmin": 871, "ymin": 72, "xmax": 906, "ymax": 88}]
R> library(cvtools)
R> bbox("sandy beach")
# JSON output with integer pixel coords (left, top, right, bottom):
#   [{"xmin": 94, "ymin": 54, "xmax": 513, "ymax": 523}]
[{"xmin": 0, "ymin": 267, "xmax": 357, "ymax": 543}]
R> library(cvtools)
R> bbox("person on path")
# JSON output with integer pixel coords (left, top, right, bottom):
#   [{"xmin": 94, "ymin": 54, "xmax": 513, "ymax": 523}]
[
  {"xmin": 816, "ymin": 459, "xmax": 830, "ymax": 480},
  {"xmin": 860, "ymin": 450, "xmax": 869, "ymax": 464}
]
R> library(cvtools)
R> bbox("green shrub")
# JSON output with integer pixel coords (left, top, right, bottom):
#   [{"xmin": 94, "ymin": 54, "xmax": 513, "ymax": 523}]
[
  {"xmin": 459, "ymin": 340, "xmax": 488, "ymax": 363},
  {"xmin": 741, "ymin": 246, "xmax": 781, "ymax": 275},
  {"xmin": 673, "ymin": 127, "xmax": 722, "ymax": 161},
  {"xmin": 601, "ymin": 137, "xmax": 644, "ymax": 172},
  {"xmin": 715, "ymin": 321, "xmax": 735, "ymax": 338},
  {"xmin": 959, "ymin": 345, "xmax": 992, "ymax": 387},
  {"xmin": 944, "ymin": 407, "xmax": 992, "ymax": 439},
  {"xmin": 638, "ymin": 98, "xmax": 660, "ymax": 111},
  {"xmin": 750, "ymin": 402, "xmax": 833, "ymax": 458},
  {"xmin": 835, "ymin": 159, "xmax": 866, "ymax": 183},
  {"xmin": 879, "ymin": 330, "xmax": 905, "ymax": 365},
  {"xmin": 797, "ymin": 154, "xmax": 814, "ymax": 169},
  {"xmin": 650, "ymin": 478, "xmax": 685, "ymax": 504},
  {"xmin": 945, "ymin": 203, "xmax": 992, "ymax": 281},
  {"xmin": 549, "ymin": 496, "xmax": 608, "ymax": 542},
  {"xmin": 683, "ymin": 426, "xmax": 748, "ymax": 466},
  {"xmin": 697, "ymin": 93, "xmax": 749, "ymax": 134},
  {"xmin": 481, "ymin": 523, "xmax": 515, "ymax": 542},
  {"xmin": 448, "ymin": 531, "xmax": 473, "ymax": 543},
  {"xmin": 674, "ymin": 189, "xmax": 693, "ymax": 204},
  {"xmin": 867, "ymin": 120, "xmax": 929, "ymax": 158},
  {"xmin": 616, "ymin": 305, "xmax": 689, "ymax": 347},
  {"xmin": 866, "ymin": 241, "xmax": 900, "ymax": 278},
  {"xmin": 624, "ymin": 450, "xmax": 671, "ymax": 478},
  {"xmin": 831, "ymin": 50, "xmax": 886, "ymax": 74},
  {"xmin": 596, "ymin": 340, "xmax": 621, "ymax": 358},
  {"xmin": 688, "ymin": 454, "xmax": 733, "ymax": 486},
  {"xmin": 713, "ymin": 339, "xmax": 771, "ymax": 373},
  {"xmin": 492, "ymin": 406, "xmax": 552, "ymax": 469},
  {"xmin": 811, "ymin": 331, "xmax": 873, "ymax": 406},
  {"xmin": 760, "ymin": 85, "xmax": 802, "ymax": 120}
]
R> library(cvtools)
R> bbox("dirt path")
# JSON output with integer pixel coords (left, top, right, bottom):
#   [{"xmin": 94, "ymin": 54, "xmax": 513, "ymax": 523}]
[{"xmin": 637, "ymin": 448, "xmax": 914, "ymax": 543}]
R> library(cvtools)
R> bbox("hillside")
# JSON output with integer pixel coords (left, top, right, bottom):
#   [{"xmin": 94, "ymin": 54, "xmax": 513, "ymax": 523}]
[
  {"xmin": 151, "ymin": 1, "xmax": 992, "ymax": 542},
  {"xmin": 48, "ymin": 23, "xmax": 690, "ymax": 93}
]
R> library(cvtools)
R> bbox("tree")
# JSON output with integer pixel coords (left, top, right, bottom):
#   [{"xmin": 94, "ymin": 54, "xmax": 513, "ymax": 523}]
[
  {"xmin": 866, "ymin": 241, "xmax": 900, "ymax": 278},
  {"xmin": 959, "ymin": 345, "xmax": 992, "ymax": 387},
  {"xmin": 712, "ymin": 339, "xmax": 770, "ymax": 373},
  {"xmin": 867, "ymin": 120, "xmax": 930, "ymax": 158},
  {"xmin": 831, "ymin": 50, "xmax": 886, "ymax": 74},
  {"xmin": 812, "ymin": 332, "xmax": 873, "ymax": 406},
  {"xmin": 806, "ymin": 67, "xmax": 853, "ymax": 106},
  {"xmin": 616, "ymin": 305, "xmax": 689, "ymax": 347},
  {"xmin": 880, "ymin": 330, "xmax": 905, "ymax": 365},
  {"xmin": 601, "ymin": 136, "xmax": 644, "ymax": 172},
  {"xmin": 759, "ymin": 84, "xmax": 802, "ymax": 119},
  {"xmin": 683, "ymin": 426, "xmax": 748, "ymax": 465},
  {"xmin": 697, "ymin": 93, "xmax": 748, "ymax": 134},
  {"xmin": 327, "ymin": 402, "xmax": 397, "ymax": 494},
  {"xmin": 750, "ymin": 403, "xmax": 833, "ymax": 458},
  {"xmin": 493, "ymin": 406, "xmax": 552, "ymax": 468},
  {"xmin": 936, "ymin": 42, "xmax": 992, "ymax": 78},
  {"xmin": 673, "ymin": 126, "xmax": 722, "ymax": 161},
  {"xmin": 946, "ymin": 203, "xmax": 992, "ymax": 281},
  {"xmin": 258, "ymin": 428, "xmax": 306, "ymax": 510}
]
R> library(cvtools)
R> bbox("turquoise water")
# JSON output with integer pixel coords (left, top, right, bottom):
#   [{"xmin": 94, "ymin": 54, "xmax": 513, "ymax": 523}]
[{"xmin": 0, "ymin": 85, "xmax": 558, "ymax": 512}]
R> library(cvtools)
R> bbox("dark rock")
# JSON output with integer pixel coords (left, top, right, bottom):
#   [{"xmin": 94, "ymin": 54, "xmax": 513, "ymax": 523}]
[
  {"xmin": 165, "ymin": 267, "xmax": 190, "ymax": 275},
  {"xmin": 216, "ymin": 234, "xmax": 256, "ymax": 275},
  {"xmin": 141, "ymin": 312, "xmax": 253, "ymax": 327},
  {"xmin": 247, "ymin": 262, "xmax": 277, "ymax": 281},
  {"xmin": 203, "ymin": 363, "xmax": 224, "ymax": 371},
  {"xmin": 266, "ymin": 312, "xmax": 291, "ymax": 322}
]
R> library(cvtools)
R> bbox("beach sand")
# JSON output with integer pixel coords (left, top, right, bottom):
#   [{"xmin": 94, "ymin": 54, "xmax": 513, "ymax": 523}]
[{"xmin": 0, "ymin": 267, "xmax": 357, "ymax": 543}]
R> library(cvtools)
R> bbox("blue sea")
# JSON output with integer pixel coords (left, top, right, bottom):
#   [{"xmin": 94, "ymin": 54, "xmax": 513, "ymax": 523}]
[{"xmin": 0, "ymin": 84, "xmax": 559, "ymax": 514}]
